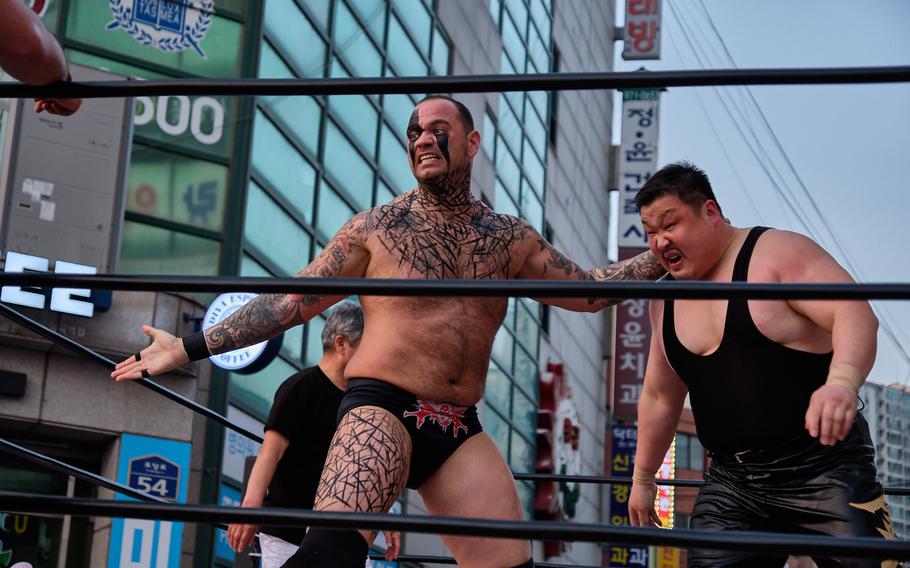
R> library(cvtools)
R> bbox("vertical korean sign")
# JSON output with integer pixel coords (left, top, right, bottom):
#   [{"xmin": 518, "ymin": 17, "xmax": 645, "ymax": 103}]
[
  {"xmin": 623, "ymin": 0, "xmax": 662, "ymax": 60},
  {"xmin": 612, "ymin": 87, "xmax": 660, "ymax": 421},
  {"xmin": 608, "ymin": 426, "xmax": 648, "ymax": 567}
]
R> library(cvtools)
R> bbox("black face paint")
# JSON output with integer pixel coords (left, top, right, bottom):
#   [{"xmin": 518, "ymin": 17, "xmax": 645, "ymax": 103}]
[
  {"xmin": 434, "ymin": 131, "xmax": 450, "ymax": 164},
  {"xmin": 407, "ymin": 109, "xmax": 421, "ymax": 164}
]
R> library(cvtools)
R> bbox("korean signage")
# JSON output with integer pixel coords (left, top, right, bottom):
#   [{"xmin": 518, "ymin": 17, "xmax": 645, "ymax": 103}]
[
  {"xmin": 623, "ymin": 0, "xmax": 662, "ymax": 60},
  {"xmin": 109, "ymin": 434, "xmax": 190, "ymax": 568},
  {"xmin": 608, "ymin": 426, "xmax": 648, "ymax": 567},
  {"xmin": 221, "ymin": 405, "xmax": 264, "ymax": 483},
  {"xmin": 611, "ymin": 296, "xmax": 651, "ymax": 420},
  {"xmin": 616, "ymin": 88, "xmax": 660, "ymax": 249},
  {"xmin": 214, "ymin": 483, "xmax": 241, "ymax": 562}
]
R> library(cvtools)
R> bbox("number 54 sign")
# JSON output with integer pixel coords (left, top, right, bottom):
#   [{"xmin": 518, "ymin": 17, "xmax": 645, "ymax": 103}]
[
  {"xmin": 109, "ymin": 435, "xmax": 189, "ymax": 568},
  {"xmin": 128, "ymin": 456, "xmax": 179, "ymax": 501}
]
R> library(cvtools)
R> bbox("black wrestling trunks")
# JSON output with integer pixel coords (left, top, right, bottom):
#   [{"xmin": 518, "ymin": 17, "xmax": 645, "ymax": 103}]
[
  {"xmin": 337, "ymin": 378, "xmax": 483, "ymax": 489},
  {"xmin": 689, "ymin": 415, "xmax": 897, "ymax": 568}
]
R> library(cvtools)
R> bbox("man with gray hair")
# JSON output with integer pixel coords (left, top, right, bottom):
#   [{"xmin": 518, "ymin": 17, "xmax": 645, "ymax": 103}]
[{"xmin": 227, "ymin": 302, "xmax": 399, "ymax": 567}]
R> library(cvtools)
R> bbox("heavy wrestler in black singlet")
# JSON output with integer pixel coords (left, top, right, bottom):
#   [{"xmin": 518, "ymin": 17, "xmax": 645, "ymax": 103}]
[{"xmin": 664, "ymin": 227, "xmax": 897, "ymax": 568}]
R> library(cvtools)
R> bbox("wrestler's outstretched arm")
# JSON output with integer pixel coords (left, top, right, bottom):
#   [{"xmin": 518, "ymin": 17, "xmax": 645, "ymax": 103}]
[
  {"xmin": 111, "ymin": 212, "xmax": 373, "ymax": 381},
  {"xmin": 228, "ymin": 430, "xmax": 290, "ymax": 552},
  {"xmin": 628, "ymin": 299, "xmax": 688, "ymax": 527},
  {"xmin": 765, "ymin": 230, "xmax": 878, "ymax": 446},
  {"xmin": 514, "ymin": 220, "xmax": 664, "ymax": 311}
]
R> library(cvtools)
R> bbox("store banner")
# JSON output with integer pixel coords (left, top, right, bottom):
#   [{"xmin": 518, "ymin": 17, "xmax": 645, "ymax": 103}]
[
  {"xmin": 623, "ymin": 0, "xmax": 662, "ymax": 60},
  {"xmin": 616, "ymin": 88, "xmax": 660, "ymax": 249},
  {"xmin": 611, "ymin": 293, "xmax": 651, "ymax": 421},
  {"xmin": 607, "ymin": 426, "xmax": 648, "ymax": 567},
  {"xmin": 108, "ymin": 434, "xmax": 191, "ymax": 568}
]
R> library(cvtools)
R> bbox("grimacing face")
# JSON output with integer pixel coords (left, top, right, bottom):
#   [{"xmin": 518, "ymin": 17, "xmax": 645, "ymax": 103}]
[
  {"xmin": 405, "ymin": 99, "xmax": 477, "ymax": 182},
  {"xmin": 640, "ymin": 194, "xmax": 722, "ymax": 280}
]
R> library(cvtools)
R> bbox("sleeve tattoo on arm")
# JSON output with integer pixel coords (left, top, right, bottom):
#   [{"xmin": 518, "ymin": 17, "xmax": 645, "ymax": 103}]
[
  {"xmin": 204, "ymin": 213, "xmax": 369, "ymax": 354},
  {"xmin": 593, "ymin": 251, "xmax": 664, "ymax": 281}
]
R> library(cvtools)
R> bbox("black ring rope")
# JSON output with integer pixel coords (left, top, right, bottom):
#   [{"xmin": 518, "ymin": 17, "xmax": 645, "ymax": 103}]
[
  {"xmin": 1, "ymin": 493, "xmax": 906, "ymax": 560},
  {"xmin": 2, "ymin": 273, "xmax": 909, "ymax": 300},
  {"xmin": 6, "ymin": 66, "xmax": 910, "ymax": 100},
  {"xmin": 0, "ymin": 302, "xmax": 264, "ymax": 443},
  {"xmin": 364, "ymin": 554, "xmax": 601, "ymax": 568},
  {"xmin": 513, "ymin": 473, "xmax": 910, "ymax": 496},
  {"xmin": 0, "ymin": 438, "xmax": 169, "ymax": 505},
  {"xmin": 2, "ymin": 292, "xmax": 908, "ymax": 495}
]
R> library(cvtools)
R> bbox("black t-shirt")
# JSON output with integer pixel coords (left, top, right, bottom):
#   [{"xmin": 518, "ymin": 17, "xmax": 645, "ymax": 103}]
[{"xmin": 260, "ymin": 365, "xmax": 344, "ymax": 543}]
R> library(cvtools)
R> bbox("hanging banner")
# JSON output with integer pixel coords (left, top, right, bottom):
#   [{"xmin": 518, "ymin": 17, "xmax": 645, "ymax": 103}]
[
  {"xmin": 623, "ymin": 0, "xmax": 662, "ymax": 60},
  {"xmin": 616, "ymin": 88, "xmax": 660, "ymax": 249},
  {"xmin": 611, "ymin": 296, "xmax": 650, "ymax": 420},
  {"xmin": 607, "ymin": 426, "xmax": 648, "ymax": 567}
]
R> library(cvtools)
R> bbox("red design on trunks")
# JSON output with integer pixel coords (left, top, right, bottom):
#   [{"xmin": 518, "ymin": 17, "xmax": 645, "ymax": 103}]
[{"xmin": 403, "ymin": 400, "xmax": 469, "ymax": 438}]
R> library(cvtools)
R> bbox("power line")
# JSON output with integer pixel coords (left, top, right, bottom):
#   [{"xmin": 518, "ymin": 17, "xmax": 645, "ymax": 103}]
[{"xmin": 684, "ymin": 0, "xmax": 910, "ymax": 378}]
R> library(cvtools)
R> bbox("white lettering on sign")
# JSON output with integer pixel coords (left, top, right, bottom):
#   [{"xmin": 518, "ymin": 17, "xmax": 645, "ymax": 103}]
[
  {"xmin": 134, "ymin": 96, "xmax": 224, "ymax": 146},
  {"xmin": 119, "ymin": 519, "xmax": 172, "ymax": 568},
  {"xmin": 1, "ymin": 251, "xmax": 97, "ymax": 317},
  {"xmin": 616, "ymin": 91, "xmax": 661, "ymax": 248}
]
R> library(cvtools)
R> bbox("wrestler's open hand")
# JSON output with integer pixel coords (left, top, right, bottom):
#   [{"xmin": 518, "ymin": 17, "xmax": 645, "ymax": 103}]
[
  {"xmin": 805, "ymin": 383, "xmax": 857, "ymax": 446},
  {"xmin": 34, "ymin": 97, "xmax": 81, "ymax": 116},
  {"xmin": 227, "ymin": 521, "xmax": 258, "ymax": 553},
  {"xmin": 383, "ymin": 530, "xmax": 400, "ymax": 561},
  {"xmin": 628, "ymin": 482, "xmax": 661, "ymax": 527},
  {"xmin": 111, "ymin": 325, "xmax": 190, "ymax": 382}
]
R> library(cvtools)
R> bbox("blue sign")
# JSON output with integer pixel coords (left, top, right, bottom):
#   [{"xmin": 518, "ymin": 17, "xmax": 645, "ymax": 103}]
[
  {"xmin": 214, "ymin": 484, "xmax": 241, "ymax": 562},
  {"xmin": 608, "ymin": 426, "xmax": 648, "ymax": 567},
  {"xmin": 128, "ymin": 455, "xmax": 180, "ymax": 501},
  {"xmin": 108, "ymin": 434, "xmax": 190, "ymax": 568}
]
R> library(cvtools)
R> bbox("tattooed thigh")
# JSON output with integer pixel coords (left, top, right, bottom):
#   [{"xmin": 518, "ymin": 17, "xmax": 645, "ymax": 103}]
[{"xmin": 314, "ymin": 406, "xmax": 411, "ymax": 540}]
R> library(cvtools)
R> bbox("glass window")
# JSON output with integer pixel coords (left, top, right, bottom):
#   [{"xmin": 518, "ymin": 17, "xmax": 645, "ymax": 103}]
[
  {"xmin": 376, "ymin": 180, "xmax": 396, "ymax": 205},
  {"xmin": 258, "ymin": 44, "xmax": 323, "ymax": 155},
  {"xmin": 495, "ymin": 179, "xmax": 519, "ymax": 217},
  {"xmin": 512, "ymin": 390, "xmax": 537, "ymax": 435},
  {"xmin": 492, "ymin": 328, "xmax": 515, "ymax": 374},
  {"xmin": 531, "ymin": 0, "xmax": 551, "ymax": 40},
  {"xmin": 383, "ymin": 94, "xmax": 417, "ymax": 135},
  {"xmin": 392, "ymin": 0, "xmax": 432, "ymax": 53},
  {"xmin": 329, "ymin": 95, "xmax": 379, "ymax": 155},
  {"xmin": 229, "ymin": 357, "xmax": 299, "ymax": 420},
  {"xmin": 317, "ymin": 185, "xmax": 357, "ymax": 240},
  {"xmin": 482, "ymin": 112, "xmax": 497, "ymax": 161},
  {"xmin": 495, "ymin": 145, "xmax": 521, "ymax": 199},
  {"xmin": 689, "ymin": 435, "xmax": 705, "ymax": 472},
  {"xmin": 333, "ymin": 1, "xmax": 383, "ymax": 77},
  {"xmin": 120, "ymin": 222, "xmax": 220, "ymax": 275},
  {"xmin": 501, "ymin": 11, "xmax": 526, "ymax": 74},
  {"xmin": 266, "ymin": 0, "xmax": 327, "ymax": 76},
  {"xmin": 66, "ymin": 3, "xmax": 243, "ymax": 77},
  {"xmin": 127, "ymin": 145, "xmax": 228, "ymax": 231},
  {"xmin": 510, "ymin": 429, "xmax": 533, "ymax": 471},
  {"xmin": 245, "ymin": 181, "xmax": 312, "ymax": 276},
  {"xmin": 523, "ymin": 138, "xmax": 546, "ymax": 195},
  {"xmin": 431, "ymin": 26, "xmax": 450, "ymax": 76},
  {"xmin": 515, "ymin": 302, "xmax": 540, "ymax": 359},
  {"xmin": 485, "ymin": 361, "xmax": 512, "ymax": 417},
  {"xmin": 490, "ymin": 0, "xmax": 502, "ymax": 28},
  {"xmin": 304, "ymin": 316, "xmax": 326, "ymax": 367},
  {"xmin": 251, "ymin": 111, "xmax": 317, "ymax": 224},
  {"xmin": 484, "ymin": 406, "xmax": 510, "ymax": 459},
  {"xmin": 66, "ymin": 49, "xmax": 169, "ymax": 79},
  {"xmin": 379, "ymin": 125, "xmax": 415, "ymax": 193},
  {"xmin": 513, "ymin": 346, "xmax": 538, "ymax": 397},
  {"xmin": 521, "ymin": 180, "xmax": 544, "ymax": 231},
  {"xmin": 498, "ymin": 101, "xmax": 522, "ymax": 156},
  {"xmin": 281, "ymin": 324, "xmax": 305, "ymax": 363},
  {"xmin": 528, "ymin": 27, "xmax": 549, "ymax": 74},
  {"xmin": 347, "ymin": 0, "xmax": 387, "ymax": 42},
  {"xmin": 240, "ymin": 254, "xmax": 270, "ymax": 277},
  {"xmin": 387, "ymin": 16, "xmax": 428, "ymax": 76},
  {"xmin": 525, "ymin": 105, "xmax": 548, "ymax": 158},
  {"xmin": 324, "ymin": 121, "xmax": 374, "ymax": 210}
]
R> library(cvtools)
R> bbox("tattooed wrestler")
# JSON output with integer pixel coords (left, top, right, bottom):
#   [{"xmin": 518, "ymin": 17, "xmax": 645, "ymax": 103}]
[{"xmin": 112, "ymin": 95, "xmax": 664, "ymax": 568}]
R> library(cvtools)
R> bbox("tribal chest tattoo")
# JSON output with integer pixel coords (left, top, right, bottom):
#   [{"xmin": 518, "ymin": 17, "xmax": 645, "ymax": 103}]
[{"xmin": 366, "ymin": 193, "xmax": 529, "ymax": 280}]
